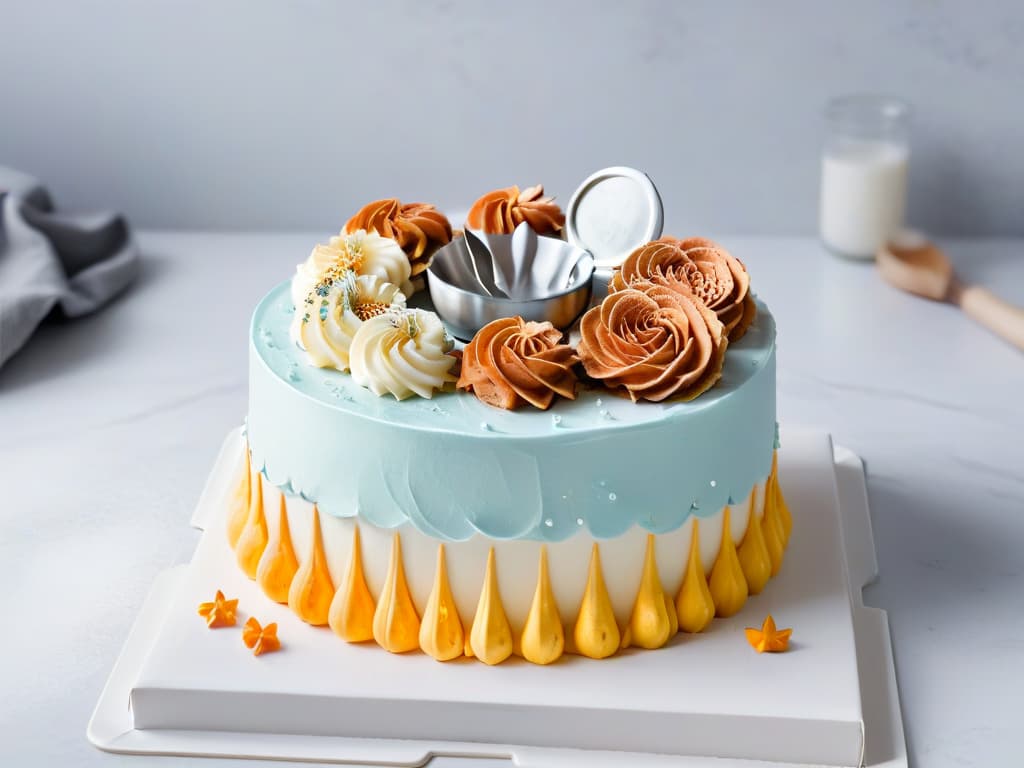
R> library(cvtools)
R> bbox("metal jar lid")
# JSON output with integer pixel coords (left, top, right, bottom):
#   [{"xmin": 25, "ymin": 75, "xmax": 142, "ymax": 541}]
[{"xmin": 565, "ymin": 166, "xmax": 664, "ymax": 270}]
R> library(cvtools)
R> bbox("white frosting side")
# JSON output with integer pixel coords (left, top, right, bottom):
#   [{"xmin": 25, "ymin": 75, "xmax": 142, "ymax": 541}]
[
  {"xmin": 349, "ymin": 309, "xmax": 456, "ymax": 400},
  {"xmin": 290, "ymin": 273, "xmax": 406, "ymax": 372},
  {"xmin": 290, "ymin": 230, "xmax": 414, "ymax": 306}
]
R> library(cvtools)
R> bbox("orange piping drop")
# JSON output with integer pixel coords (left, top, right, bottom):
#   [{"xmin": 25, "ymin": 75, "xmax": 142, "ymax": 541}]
[
  {"xmin": 328, "ymin": 525, "xmax": 376, "ymax": 642},
  {"xmin": 773, "ymin": 451, "xmax": 793, "ymax": 542},
  {"xmin": 629, "ymin": 534, "xmax": 672, "ymax": 649},
  {"xmin": 763, "ymin": 476, "xmax": 785, "ymax": 576},
  {"xmin": 372, "ymin": 532, "xmax": 421, "ymax": 653},
  {"xmin": 418, "ymin": 544, "xmax": 465, "ymax": 661},
  {"xmin": 676, "ymin": 519, "xmax": 715, "ymax": 633},
  {"xmin": 709, "ymin": 507, "xmax": 749, "ymax": 617},
  {"xmin": 287, "ymin": 505, "xmax": 335, "ymax": 625},
  {"xmin": 235, "ymin": 464, "xmax": 268, "ymax": 578},
  {"xmin": 664, "ymin": 590, "xmax": 679, "ymax": 638},
  {"xmin": 256, "ymin": 494, "xmax": 299, "ymax": 603},
  {"xmin": 737, "ymin": 488, "xmax": 772, "ymax": 595},
  {"xmin": 520, "ymin": 546, "xmax": 564, "ymax": 665},
  {"xmin": 226, "ymin": 444, "xmax": 251, "ymax": 547},
  {"xmin": 573, "ymin": 543, "xmax": 620, "ymax": 658},
  {"xmin": 469, "ymin": 548, "xmax": 513, "ymax": 665}
]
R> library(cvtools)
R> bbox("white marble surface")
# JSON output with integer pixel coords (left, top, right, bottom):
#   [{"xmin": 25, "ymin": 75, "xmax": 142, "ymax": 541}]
[{"xmin": 1, "ymin": 233, "xmax": 1021, "ymax": 767}]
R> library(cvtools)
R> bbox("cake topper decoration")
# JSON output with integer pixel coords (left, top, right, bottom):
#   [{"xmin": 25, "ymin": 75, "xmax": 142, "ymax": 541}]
[
  {"xmin": 466, "ymin": 185, "xmax": 564, "ymax": 235},
  {"xmin": 291, "ymin": 229, "xmax": 414, "ymax": 306},
  {"xmin": 349, "ymin": 308, "xmax": 457, "ymax": 400},
  {"xmin": 290, "ymin": 270, "xmax": 407, "ymax": 373},
  {"xmin": 427, "ymin": 223, "xmax": 594, "ymax": 340},
  {"xmin": 577, "ymin": 280, "xmax": 728, "ymax": 403},
  {"xmin": 745, "ymin": 614, "xmax": 792, "ymax": 653},
  {"xmin": 344, "ymin": 199, "xmax": 452, "ymax": 277},
  {"xmin": 197, "ymin": 589, "xmax": 238, "ymax": 628},
  {"xmin": 611, "ymin": 237, "xmax": 756, "ymax": 341},
  {"xmin": 566, "ymin": 166, "xmax": 664, "ymax": 271},
  {"xmin": 242, "ymin": 617, "xmax": 282, "ymax": 656},
  {"xmin": 458, "ymin": 316, "xmax": 579, "ymax": 410}
]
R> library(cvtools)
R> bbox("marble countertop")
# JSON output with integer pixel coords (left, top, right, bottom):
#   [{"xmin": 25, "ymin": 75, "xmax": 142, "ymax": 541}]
[{"xmin": 2, "ymin": 233, "xmax": 1021, "ymax": 767}]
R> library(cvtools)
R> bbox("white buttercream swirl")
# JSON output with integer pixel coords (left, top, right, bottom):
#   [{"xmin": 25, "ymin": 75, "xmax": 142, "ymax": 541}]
[
  {"xmin": 290, "ymin": 271, "xmax": 406, "ymax": 371},
  {"xmin": 290, "ymin": 230, "xmax": 414, "ymax": 307},
  {"xmin": 349, "ymin": 309, "xmax": 456, "ymax": 400}
]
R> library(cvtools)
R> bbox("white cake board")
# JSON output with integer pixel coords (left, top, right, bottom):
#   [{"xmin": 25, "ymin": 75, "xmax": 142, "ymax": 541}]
[{"xmin": 88, "ymin": 427, "xmax": 906, "ymax": 767}]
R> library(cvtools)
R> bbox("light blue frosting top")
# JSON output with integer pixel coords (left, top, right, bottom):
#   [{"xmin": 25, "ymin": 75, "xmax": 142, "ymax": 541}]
[{"xmin": 248, "ymin": 281, "xmax": 777, "ymax": 542}]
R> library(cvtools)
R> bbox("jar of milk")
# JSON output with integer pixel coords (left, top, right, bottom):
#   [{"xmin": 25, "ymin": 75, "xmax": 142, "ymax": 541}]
[{"xmin": 820, "ymin": 94, "xmax": 910, "ymax": 260}]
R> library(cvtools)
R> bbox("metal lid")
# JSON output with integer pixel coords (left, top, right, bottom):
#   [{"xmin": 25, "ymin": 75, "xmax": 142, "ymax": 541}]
[{"xmin": 565, "ymin": 166, "xmax": 664, "ymax": 269}]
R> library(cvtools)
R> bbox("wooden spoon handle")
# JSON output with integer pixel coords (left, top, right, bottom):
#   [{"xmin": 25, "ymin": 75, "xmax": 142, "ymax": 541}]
[{"xmin": 953, "ymin": 283, "xmax": 1024, "ymax": 351}]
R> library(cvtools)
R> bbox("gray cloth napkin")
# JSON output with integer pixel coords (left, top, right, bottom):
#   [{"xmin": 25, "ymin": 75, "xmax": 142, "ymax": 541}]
[{"xmin": 0, "ymin": 166, "xmax": 139, "ymax": 368}]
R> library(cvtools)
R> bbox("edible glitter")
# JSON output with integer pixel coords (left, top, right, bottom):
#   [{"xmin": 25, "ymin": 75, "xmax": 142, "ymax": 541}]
[
  {"xmin": 544, "ymin": 518, "xmax": 554, "ymax": 527},
  {"xmin": 576, "ymin": 517, "xmax": 584, "ymax": 526},
  {"xmin": 710, "ymin": 479, "xmax": 717, "ymax": 488},
  {"xmin": 608, "ymin": 492, "xmax": 617, "ymax": 502}
]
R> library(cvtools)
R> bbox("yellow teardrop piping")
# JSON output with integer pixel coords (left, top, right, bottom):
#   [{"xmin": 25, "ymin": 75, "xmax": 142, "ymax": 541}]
[
  {"xmin": 287, "ymin": 505, "xmax": 335, "ymax": 625},
  {"xmin": 763, "ymin": 476, "xmax": 786, "ymax": 576},
  {"xmin": 256, "ymin": 493, "xmax": 299, "ymax": 603},
  {"xmin": 767, "ymin": 461, "xmax": 787, "ymax": 544},
  {"xmin": 235, "ymin": 464, "xmax": 268, "ymax": 578},
  {"xmin": 520, "ymin": 546, "xmax": 565, "ymax": 665},
  {"xmin": 629, "ymin": 534, "xmax": 672, "ymax": 649},
  {"xmin": 709, "ymin": 507, "xmax": 749, "ymax": 617},
  {"xmin": 469, "ymin": 548, "xmax": 513, "ymax": 665},
  {"xmin": 737, "ymin": 488, "xmax": 772, "ymax": 595},
  {"xmin": 573, "ymin": 543, "xmax": 620, "ymax": 658},
  {"xmin": 418, "ymin": 544, "xmax": 465, "ymax": 661},
  {"xmin": 664, "ymin": 590, "xmax": 679, "ymax": 638},
  {"xmin": 372, "ymin": 532, "xmax": 421, "ymax": 653},
  {"xmin": 328, "ymin": 525, "xmax": 376, "ymax": 642},
  {"xmin": 562, "ymin": 622, "xmax": 578, "ymax": 655},
  {"xmin": 676, "ymin": 520, "xmax": 715, "ymax": 633},
  {"xmin": 619, "ymin": 624, "xmax": 632, "ymax": 650},
  {"xmin": 773, "ymin": 451, "xmax": 793, "ymax": 542},
  {"xmin": 226, "ymin": 445, "xmax": 251, "ymax": 547}
]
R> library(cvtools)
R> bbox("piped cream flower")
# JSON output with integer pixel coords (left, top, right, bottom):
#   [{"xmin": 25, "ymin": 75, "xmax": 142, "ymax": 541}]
[
  {"xmin": 344, "ymin": 199, "xmax": 452, "ymax": 276},
  {"xmin": 349, "ymin": 309, "xmax": 456, "ymax": 400},
  {"xmin": 577, "ymin": 280, "xmax": 727, "ymax": 402},
  {"xmin": 458, "ymin": 317, "xmax": 578, "ymax": 410},
  {"xmin": 291, "ymin": 229, "xmax": 414, "ymax": 308},
  {"xmin": 290, "ymin": 270, "xmax": 406, "ymax": 372},
  {"xmin": 466, "ymin": 185, "xmax": 564, "ymax": 235}
]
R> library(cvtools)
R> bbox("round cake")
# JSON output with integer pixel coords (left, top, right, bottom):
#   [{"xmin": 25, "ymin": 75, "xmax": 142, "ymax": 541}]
[{"xmin": 227, "ymin": 178, "xmax": 791, "ymax": 665}]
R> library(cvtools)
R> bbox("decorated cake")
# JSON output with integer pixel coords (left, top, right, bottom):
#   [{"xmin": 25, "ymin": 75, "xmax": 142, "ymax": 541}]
[{"xmin": 226, "ymin": 168, "xmax": 789, "ymax": 665}]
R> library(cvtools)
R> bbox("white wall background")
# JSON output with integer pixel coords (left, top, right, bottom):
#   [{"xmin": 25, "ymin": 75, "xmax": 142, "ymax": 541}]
[{"xmin": 2, "ymin": 0, "xmax": 1022, "ymax": 235}]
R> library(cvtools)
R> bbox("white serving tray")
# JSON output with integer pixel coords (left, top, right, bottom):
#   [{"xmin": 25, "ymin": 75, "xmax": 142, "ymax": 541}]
[{"xmin": 88, "ymin": 427, "xmax": 906, "ymax": 768}]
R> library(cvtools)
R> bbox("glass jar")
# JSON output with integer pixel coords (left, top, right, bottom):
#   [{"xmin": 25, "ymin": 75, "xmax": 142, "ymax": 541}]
[{"xmin": 819, "ymin": 94, "xmax": 911, "ymax": 260}]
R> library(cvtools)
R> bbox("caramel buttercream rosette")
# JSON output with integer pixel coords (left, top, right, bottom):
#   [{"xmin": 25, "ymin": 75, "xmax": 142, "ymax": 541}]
[
  {"xmin": 466, "ymin": 185, "xmax": 564, "ymax": 235},
  {"xmin": 345, "ymin": 199, "xmax": 452, "ymax": 276},
  {"xmin": 609, "ymin": 238, "xmax": 756, "ymax": 341},
  {"xmin": 458, "ymin": 317, "xmax": 579, "ymax": 410},
  {"xmin": 577, "ymin": 281, "xmax": 727, "ymax": 403}
]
